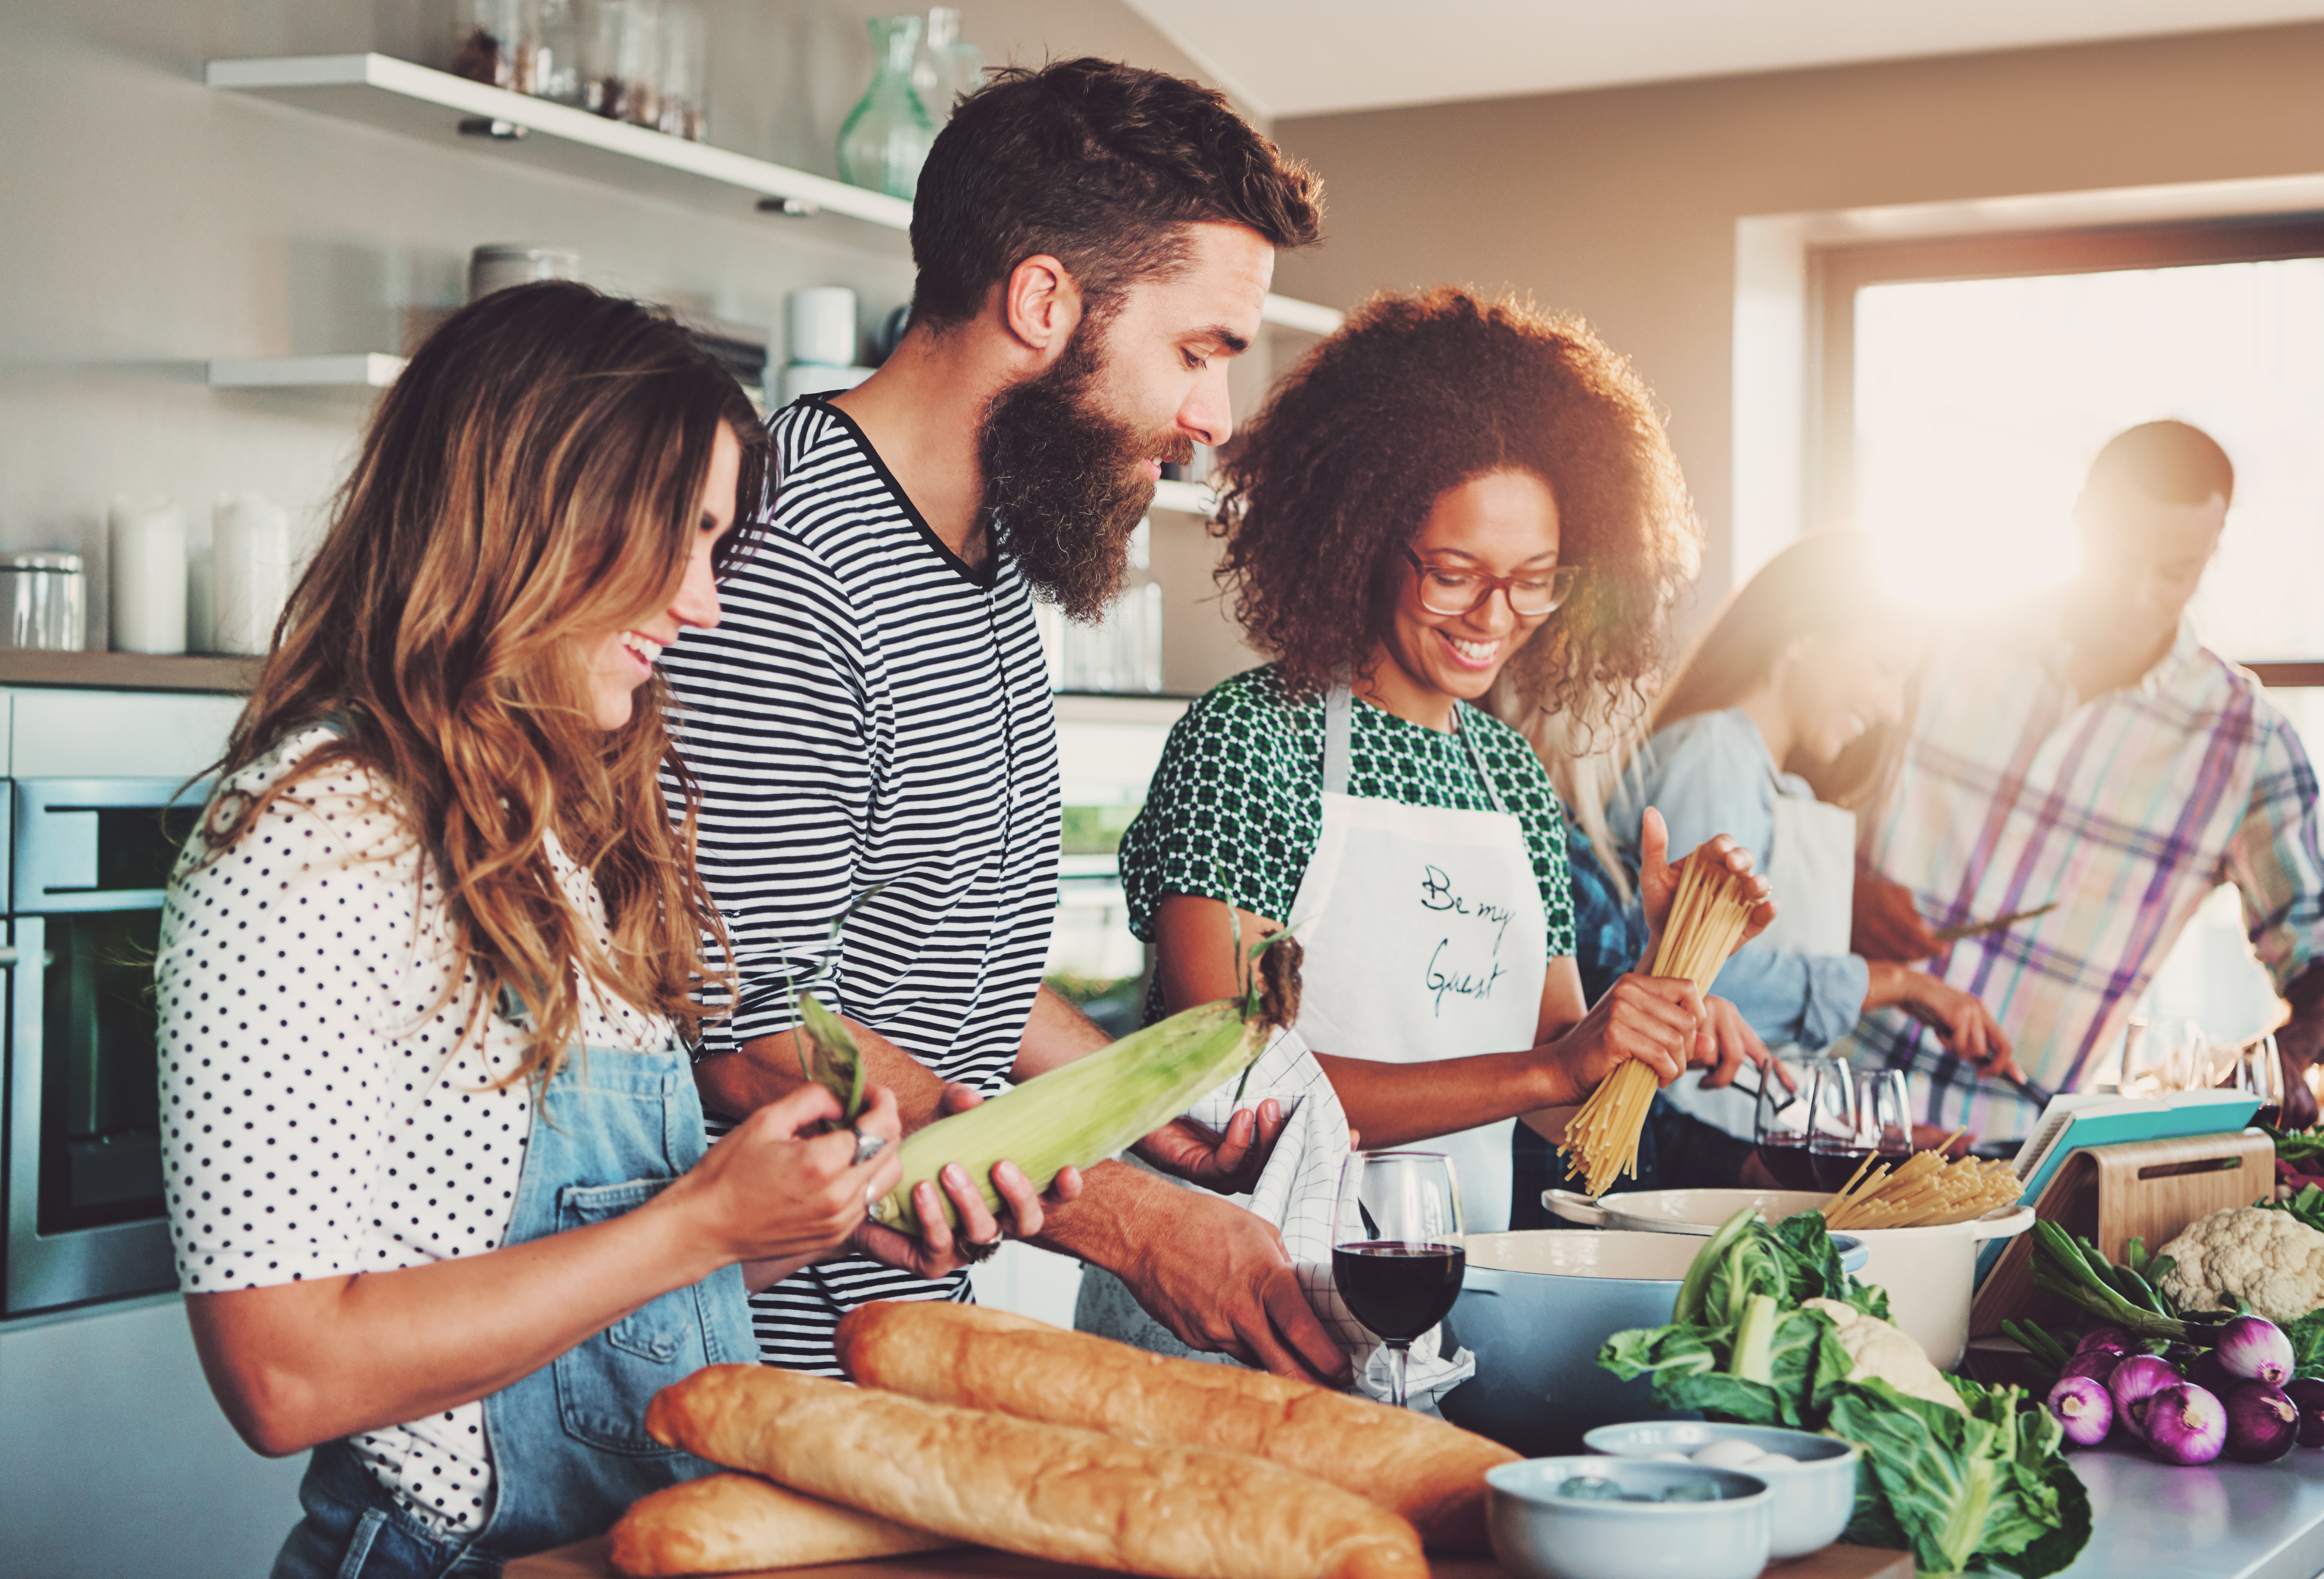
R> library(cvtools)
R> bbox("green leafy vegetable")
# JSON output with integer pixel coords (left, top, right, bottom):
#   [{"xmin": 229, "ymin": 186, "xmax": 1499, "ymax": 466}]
[
  {"xmin": 2267, "ymin": 1181, "xmax": 2324, "ymax": 1236},
  {"xmin": 1598, "ymin": 1208, "xmax": 2089, "ymax": 1579}
]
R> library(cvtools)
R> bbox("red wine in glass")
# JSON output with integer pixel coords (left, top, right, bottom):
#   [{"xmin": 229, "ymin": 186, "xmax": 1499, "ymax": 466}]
[
  {"xmin": 1332, "ymin": 1241, "xmax": 1466, "ymax": 1343},
  {"xmin": 1810, "ymin": 1143, "xmax": 1873, "ymax": 1191},
  {"xmin": 1754, "ymin": 1135, "xmax": 1820, "ymax": 1191}
]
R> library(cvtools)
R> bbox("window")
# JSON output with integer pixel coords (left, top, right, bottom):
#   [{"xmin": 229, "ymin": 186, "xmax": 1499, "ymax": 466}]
[{"xmin": 1815, "ymin": 219, "xmax": 2324, "ymax": 1045}]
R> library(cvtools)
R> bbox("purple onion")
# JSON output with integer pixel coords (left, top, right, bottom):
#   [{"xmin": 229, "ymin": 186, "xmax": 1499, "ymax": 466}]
[
  {"xmin": 2076, "ymin": 1325, "xmax": 2136, "ymax": 1356},
  {"xmin": 2216, "ymin": 1316, "xmax": 2297, "ymax": 1388},
  {"xmin": 2186, "ymin": 1348, "xmax": 2236, "ymax": 1397},
  {"xmin": 2061, "ymin": 1348, "xmax": 2123, "ymax": 1385},
  {"xmin": 2145, "ymin": 1383, "xmax": 2228, "ymax": 1465},
  {"xmin": 2109, "ymin": 1354, "xmax": 2184, "ymax": 1443},
  {"xmin": 2284, "ymin": 1377, "xmax": 2324, "ymax": 1448},
  {"xmin": 2046, "ymin": 1374, "xmax": 2114, "ymax": 1446},
  {"xmin": 2223, "ymin": 1382, "xmax": 2301, "ymax": 1463}
]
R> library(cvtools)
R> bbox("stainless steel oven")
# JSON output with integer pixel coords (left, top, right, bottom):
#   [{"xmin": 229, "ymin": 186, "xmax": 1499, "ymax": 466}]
[{"xmin": 4, "ymin": 775, "xmax": 207, "ymax": 1315}]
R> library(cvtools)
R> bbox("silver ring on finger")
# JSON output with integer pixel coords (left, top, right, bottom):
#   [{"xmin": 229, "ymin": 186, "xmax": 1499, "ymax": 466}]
[
  {"xmin": 850, "ymin": 1128, "xmax": 888, "ymax": 1167},
  {"xmin": 959, "ymin": 1232, "xmax": 1004, "ymax": 1265}
]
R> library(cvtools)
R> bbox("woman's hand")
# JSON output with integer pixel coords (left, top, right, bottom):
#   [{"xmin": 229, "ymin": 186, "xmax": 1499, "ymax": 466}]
[
  {"xmin": 1690, "ymin": 994, "xmax": 1772, "ymax": 1089},
  {"xmin": 1635, "ymin": 807, "xmax": 1777, "ymax": 963},
  {"xmin": 1530, "ymin": 973, "xmax": 1703, "ymax": 1104},
  {"xmin": 673, "ymin": 1081, "xmax": 904, "ymax": 1269},
  {"xmin": 1868, "ymin": 962, "xmax": 2022, "ymax": 1082},
  {"xmin": 849, "ymin": 1081, "xmax": 1085, "ymax": 1280}
]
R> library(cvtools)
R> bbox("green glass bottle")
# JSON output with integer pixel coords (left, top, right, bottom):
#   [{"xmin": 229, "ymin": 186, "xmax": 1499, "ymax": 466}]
[{"xmin": 837, "ymin": 16, "xmax": 935, "ymax": 200}]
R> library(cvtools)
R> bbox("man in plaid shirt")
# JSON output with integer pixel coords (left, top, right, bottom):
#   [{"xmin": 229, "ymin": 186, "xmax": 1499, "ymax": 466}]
[{"xmin": 1842, "ymin": 421, "xmax": 2324, "ymax": 1140}]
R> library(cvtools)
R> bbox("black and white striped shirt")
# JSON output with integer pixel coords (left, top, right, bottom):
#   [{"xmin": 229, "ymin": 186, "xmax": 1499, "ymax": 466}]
[{"xmin": 662, "ymin": 395, "xmax": 1061, "ymax": 1373}]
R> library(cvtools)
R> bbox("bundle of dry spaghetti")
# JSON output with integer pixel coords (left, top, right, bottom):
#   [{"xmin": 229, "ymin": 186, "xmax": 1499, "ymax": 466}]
[
  {"xmin": 1820, "ymin": 1139, "xmax": 2023, "ymax": 1229},
  {"xmin": 1558, "ymin": 852, "xmax": 1755, "ymax": 1196}
]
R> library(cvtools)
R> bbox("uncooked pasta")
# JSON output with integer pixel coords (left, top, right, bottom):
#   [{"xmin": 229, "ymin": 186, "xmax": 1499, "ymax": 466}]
[{"xmin": 1558, "ymin": 852, "xmax": 1754, "ymax": 1197}]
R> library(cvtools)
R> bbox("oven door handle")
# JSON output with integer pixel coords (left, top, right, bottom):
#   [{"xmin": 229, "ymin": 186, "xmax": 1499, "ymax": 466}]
[{"xmin": 0, "ymin": 948, "xmax": 20, "ymax": 967}]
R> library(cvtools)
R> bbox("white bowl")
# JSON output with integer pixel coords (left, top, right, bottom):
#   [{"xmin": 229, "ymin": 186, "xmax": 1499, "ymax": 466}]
[
  {"xmin": 1487, "ymin": 1456, "xmax": 1773, "ymax": 1579},
  {"xmin": 1584, "ymin": 1421, "xmax": 1859, "ymax": 1560}
]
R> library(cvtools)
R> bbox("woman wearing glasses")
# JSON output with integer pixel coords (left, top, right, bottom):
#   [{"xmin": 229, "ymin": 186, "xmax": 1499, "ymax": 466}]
[
  {"xmin": 1109, "ymin": 289, "xmax": 1771, "ymax": 1254},
  {"xmin": 1605, "ymin": 529, "xmax": 2020, "ymax": 1187}
]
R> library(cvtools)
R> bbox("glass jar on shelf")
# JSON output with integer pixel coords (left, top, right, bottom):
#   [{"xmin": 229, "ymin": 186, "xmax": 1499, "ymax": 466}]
[
  {"xmin": 913, "ymin": 7, "xmax": 987, "ymax": 122},
  {"xmin": 837, "ymin": 15, "xmax": 936, "ymax": 199},
  {"xmin": 453, "ymin": 0, "xmax": 540, "ymax": 91},
  {"xmin": 656, "ymin": 0, "xmax": 709, "ymax": 140},
  {"xmin": 585, "ymin": 0, "xmax": 662, "ymax": 126},
  {"xmin": 531, "ymin": 0, "xmax": 585, "ymax": 105}
]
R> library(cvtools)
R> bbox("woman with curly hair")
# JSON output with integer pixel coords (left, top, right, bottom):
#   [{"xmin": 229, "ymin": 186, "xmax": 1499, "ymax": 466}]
[
  {"xmin": 1114, "ymin": 288, "xmax": 1772, "ymax": 1252},
  {"xmin": 162, "ymin": 282, "xmax": 1045, "ymax": 1575}
]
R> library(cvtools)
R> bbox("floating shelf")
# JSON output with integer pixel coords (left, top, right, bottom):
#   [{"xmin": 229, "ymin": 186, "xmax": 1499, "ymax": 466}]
[
  {"xmin": 208, "ymin": 352, "xmax": 407, "ymax": 389},
  {"xmin": 0, "ymin": 651, "xmax": 262, "ymax": 693},
  {"xmin": 1150, "ymin": 479, "xmax": 1218, "ymax": 516},
  {"xmin": 205, "ymin": 54, "xmax": 1345, "ymax": 334},
  {"xmin": 1051, "ymin": 692, "xmax": 1192, "ymax": 726}
]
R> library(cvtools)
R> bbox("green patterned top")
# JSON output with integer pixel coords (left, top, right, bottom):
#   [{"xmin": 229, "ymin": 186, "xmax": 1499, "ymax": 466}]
[{"xmin": 1119, "ymin": 665, "xmax": 1577, "ymax": 965}]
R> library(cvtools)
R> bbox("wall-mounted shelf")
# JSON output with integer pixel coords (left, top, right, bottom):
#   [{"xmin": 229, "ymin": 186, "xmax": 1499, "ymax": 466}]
[
  {"xmin": 0, "ymin": 651, "xmax": 262, "ymax": 693},
  {"xmin": 208, "ymin": 353, "xmax": 407, "ymax": 389},
  {"xmin": 1150, "ymin": 479, "xmax": 1218, "ymax": 516},
  {"xmin": 1052, "ymin": 692, "xmax": 1191, "ymax": 726},
  {"xmin": 204, "ymin": 54, "xmax": 1346, "ymax": 335}
]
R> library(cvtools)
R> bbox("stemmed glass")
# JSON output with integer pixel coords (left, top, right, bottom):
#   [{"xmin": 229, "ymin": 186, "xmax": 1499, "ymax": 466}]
[
  {"xmin": 1331, "ymin": 1150, "xmax": 1466, "ymax": 1411},
  {"xmin": 1856, "ymin": 1068, "xmax": 1914, "ymax": 1160},
  {"xmin": 1803, "ymin": 1058, "xmax": 1863, "ymax": 1191},
  {"xmin": 2234, "ymin": 1034, "xmax": 2287, "ymax": 1130},
  {"xmin": 1752, "ymin": 1057, "xmax": 1818, "ymax": 1190}
]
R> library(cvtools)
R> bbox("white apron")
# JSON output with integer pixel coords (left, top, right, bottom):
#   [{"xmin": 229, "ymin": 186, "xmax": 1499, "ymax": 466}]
[
  {"xmin": 1283, "ymin": 684, "xmax": 1551, "ymax": 1235},
  {"xmin": 1656, "ymin": 771, "xmax": 1855, "ymax": 1139}
]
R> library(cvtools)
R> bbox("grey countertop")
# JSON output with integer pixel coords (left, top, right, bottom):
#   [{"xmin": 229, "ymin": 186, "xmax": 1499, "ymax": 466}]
[{"xmin": 2049, "ymin": 1444, "xmax": 2324, "ymax": 1579}]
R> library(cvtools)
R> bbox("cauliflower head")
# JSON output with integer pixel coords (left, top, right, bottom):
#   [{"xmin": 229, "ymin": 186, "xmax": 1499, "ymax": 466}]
[
  {"xmin": 2157, "ymin": 1206, "xmax": 2324, "ymax": 1325},
  {"xmin": 1803, "ymin": 1297, "xmax": 1966, "ymax": 1414}
]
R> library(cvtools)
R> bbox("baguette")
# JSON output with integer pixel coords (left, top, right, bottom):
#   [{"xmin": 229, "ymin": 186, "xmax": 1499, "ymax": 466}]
[
  {"xmin": 608, "ymin": 1472, "xmax": 955, "ymax": 1576},
  {"xmin": 646, "ymin": 1365, "xmax": 1426, "ymax": 1579},
  {"xmin": 835, "ymin": 1300, "xmax": 1515, "ymax": 1553}
]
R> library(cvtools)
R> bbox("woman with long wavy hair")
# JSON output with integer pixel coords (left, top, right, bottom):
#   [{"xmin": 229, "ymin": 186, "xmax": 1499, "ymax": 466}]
[
  {"xmin": 158, "ymin": 282, "xmax": 1032, "ymax": 1576},
  {"xmin": 1092, "ymin": 291, "xmax": 1773, "ymax": 1382}
]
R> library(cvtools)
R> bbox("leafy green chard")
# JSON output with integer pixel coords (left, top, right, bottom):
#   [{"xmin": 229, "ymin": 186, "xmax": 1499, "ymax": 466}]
[{"xmin": 1598, "ymin": 1209, "xmax": 2090, "ymax": 1579}]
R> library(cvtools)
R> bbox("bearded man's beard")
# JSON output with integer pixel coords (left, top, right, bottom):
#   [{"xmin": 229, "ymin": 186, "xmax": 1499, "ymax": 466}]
[{"xmin": 978, "ymin": 324, "xmax": 1192, "ymax": 622}]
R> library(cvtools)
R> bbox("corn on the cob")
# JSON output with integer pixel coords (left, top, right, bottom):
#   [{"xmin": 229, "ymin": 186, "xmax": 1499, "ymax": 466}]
[{"xmin": 868, "ymin": 938, "xmax": 1303, "ymax": 1232}]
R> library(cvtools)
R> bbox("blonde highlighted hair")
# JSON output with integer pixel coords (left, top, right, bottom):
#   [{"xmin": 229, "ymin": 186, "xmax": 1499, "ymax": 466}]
[{"xmin": 197, "ymin": 281, "xmax": 766, "ymax": 1083}]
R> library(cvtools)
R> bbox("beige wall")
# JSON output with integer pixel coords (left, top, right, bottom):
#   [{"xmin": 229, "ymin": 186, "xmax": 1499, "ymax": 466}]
[{"xmin": 1269, "ymin": 20, "xmax": 2324, "ymax": 603}]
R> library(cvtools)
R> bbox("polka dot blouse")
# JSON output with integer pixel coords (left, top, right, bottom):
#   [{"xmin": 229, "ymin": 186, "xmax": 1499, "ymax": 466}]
[{"xmin": 156, "ymin": 726, "xmax": 664, "ymax": 1534}]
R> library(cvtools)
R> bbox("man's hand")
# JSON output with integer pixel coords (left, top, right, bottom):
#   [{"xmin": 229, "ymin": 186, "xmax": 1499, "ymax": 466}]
[
  {"xmin": 1108, "ymin": 1189, "xmax": 1350, "ymax": 1384},
  {"xmin": 849, "ymin": 1081, "xmax": 1083, "ymax": 1278},
  {"xmin": 1132, "ymin": 1101, "xmax": 1285, "ymax": 1195},
  {"xmin": 1853, "ymin": 870, "xmax": 1941, "ymax": 963}
]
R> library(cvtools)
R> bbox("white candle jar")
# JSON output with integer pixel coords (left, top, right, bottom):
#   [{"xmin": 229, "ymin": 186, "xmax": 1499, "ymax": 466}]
[{"xmin": 108, "ymin": 496, "xmax": 188, "ymax": 655}]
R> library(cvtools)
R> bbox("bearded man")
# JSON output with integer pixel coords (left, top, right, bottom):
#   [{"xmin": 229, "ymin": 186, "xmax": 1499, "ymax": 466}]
[{"xmin": 660, "ymin": 58, "xmax": 1343, "ymax": 1381}]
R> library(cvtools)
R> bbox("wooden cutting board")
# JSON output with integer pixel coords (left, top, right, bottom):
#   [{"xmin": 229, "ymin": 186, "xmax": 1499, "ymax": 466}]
[{"xmin": 507, "ymin": 1535, "xmax": 1913, "ymax": 1578}]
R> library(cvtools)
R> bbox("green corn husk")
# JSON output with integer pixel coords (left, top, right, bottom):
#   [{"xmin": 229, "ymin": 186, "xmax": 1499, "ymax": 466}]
[{"xmin": 868, "ymin": 936, "xmax": 1303, "ymax": 1232}]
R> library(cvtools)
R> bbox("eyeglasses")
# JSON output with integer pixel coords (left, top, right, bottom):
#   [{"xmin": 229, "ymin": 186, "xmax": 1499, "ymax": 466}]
[{"xmin": 1402, "ymin": 550, "xmax": 1578, "ymax": 618}]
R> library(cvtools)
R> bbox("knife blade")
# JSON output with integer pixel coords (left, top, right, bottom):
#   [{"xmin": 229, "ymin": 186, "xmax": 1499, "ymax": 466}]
[{"xmin": 1931, "ymin": 902, "xmax": 2058, "ymax": 945}]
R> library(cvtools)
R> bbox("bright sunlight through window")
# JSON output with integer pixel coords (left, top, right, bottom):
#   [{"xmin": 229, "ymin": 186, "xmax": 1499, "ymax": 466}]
[{"xmin": 1854, "ymin": 257, "xmax": 2324, "ymax": 657}]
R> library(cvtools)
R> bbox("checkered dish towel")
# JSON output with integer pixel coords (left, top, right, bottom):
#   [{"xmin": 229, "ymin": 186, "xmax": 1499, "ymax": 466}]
[{"xmin": 1177, "ymin": 1025, "xmax": 1475, "ymax": 1410}]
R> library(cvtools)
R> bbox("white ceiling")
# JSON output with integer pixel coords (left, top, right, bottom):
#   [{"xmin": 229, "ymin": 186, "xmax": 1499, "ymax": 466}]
[{"xmin": 1123, "ymin": 0, "xmax": 2324, "ymax": 119}]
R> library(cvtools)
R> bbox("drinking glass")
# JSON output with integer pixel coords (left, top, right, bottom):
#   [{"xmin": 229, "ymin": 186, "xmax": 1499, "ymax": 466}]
[
  {"xmin": 1856, "ymin": 1068, "xmax": 1913, "ymax": 1159},
  {"xmin": 1332, "ymin": 1150, "xmax": 1465, "ymax": 1410},
  {"xmin": 2234, "ymin": 1034, "xmax": 2287, "ymax": 1131},
  {"xmin": 1805, "ymin": 1058, "xmax": 1867, "ymax": 1191},
  {"xmin": 1752, "ymin": 1058, "xmax": 1818, "ymax": 1190}
]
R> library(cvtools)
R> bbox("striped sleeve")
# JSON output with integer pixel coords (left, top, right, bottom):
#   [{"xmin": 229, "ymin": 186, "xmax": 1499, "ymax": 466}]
[{"xmin": 2229, "ymin": 694, "xmax": 2324, "ymax": 993}]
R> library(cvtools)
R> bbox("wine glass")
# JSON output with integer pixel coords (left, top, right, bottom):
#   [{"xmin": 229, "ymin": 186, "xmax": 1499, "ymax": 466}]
[
  {"xmin": 1331, "ymin": 1150, "xmax": 1465, "ymax": 1410},
  {"xmin": 2234, "ymin": 1034, "xmax": 2287, "ymax": 1131},
  {"xmin": 1855, "ymin": 1068, "xmax": 1913, "ymax": 1161},
  {"xmin": 1752, "ymin": 1058, "xmax": 1818, "ymax": 1190},
  {"xmin": 1803, "ymin": 1058, "xmax": 1864, "ymax": 1191}
]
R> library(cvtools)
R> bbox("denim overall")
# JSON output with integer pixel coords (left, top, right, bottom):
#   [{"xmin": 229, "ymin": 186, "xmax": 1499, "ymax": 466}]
[{"xmin": 269, "ymin": 1035, "xmax": 756, "ymax": 1578}]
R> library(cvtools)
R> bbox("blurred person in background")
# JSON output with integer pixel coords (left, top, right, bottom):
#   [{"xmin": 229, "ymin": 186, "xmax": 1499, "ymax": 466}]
[
  {"xmin": 1842, "ymin": 421, "xmax": 2324, "ymax": 1138},
  {"xmin": 1603, "ymin": 530, "xmax": 2018, "ymax": 1186}
]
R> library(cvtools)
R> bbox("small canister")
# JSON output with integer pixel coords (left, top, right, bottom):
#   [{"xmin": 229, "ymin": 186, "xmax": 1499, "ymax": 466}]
[
  {"xmin": 0, "ymin": 552, "xmax": 87, "ymax": 650},
  {"xmin": 468, "ymin": 244, "xmax": 582, "ymax": 302}
]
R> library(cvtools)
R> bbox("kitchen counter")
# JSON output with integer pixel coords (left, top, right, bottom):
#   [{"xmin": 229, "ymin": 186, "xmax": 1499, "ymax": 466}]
[{"xmin": 2047, "ymin": 1442, "xmax": 2324, "ymax": 1579}]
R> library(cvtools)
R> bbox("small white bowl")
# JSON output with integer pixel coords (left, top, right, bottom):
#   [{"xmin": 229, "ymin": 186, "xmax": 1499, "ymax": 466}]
[
  {"xmin": 1486, "ymin": 1456, "xmax": 1773, "ymax": 1579},
  {"xmin": 1583, "ymin": 1421, "xmax": 1859, "ymax": 1560}
]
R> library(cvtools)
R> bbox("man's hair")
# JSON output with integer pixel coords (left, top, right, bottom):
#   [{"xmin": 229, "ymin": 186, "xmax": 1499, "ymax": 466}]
[
  {"xmin": 2088, "ymin": 420, "xmax": 2235, "ymax": 507},
  {"xmin": 909, "ymin": 58, "xmax": 1323, "ymax": 327}
]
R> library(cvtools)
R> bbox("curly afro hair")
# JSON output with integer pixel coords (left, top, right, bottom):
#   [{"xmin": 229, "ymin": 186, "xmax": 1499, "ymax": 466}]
[{"xmin": 1215, "ymin": 287, "xmax": 1699, "ymax": 741}]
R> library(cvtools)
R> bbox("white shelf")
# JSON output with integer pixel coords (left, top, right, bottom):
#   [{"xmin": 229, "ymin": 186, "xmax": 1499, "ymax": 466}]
[
  {"xmin": 1052, "ymin": 693, "xmax": 1190, "ymax": 726},
  {"xmin": 207, "ymin": 352, "xmax": 407, "ymax": 388},
  {"xmin": 1150, "ymin": 479, "xmax": 1218, "ymax": 515},
  {"xmin": 204, "ymin": 54, "xmax": 1346, "ymax": 333}
]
